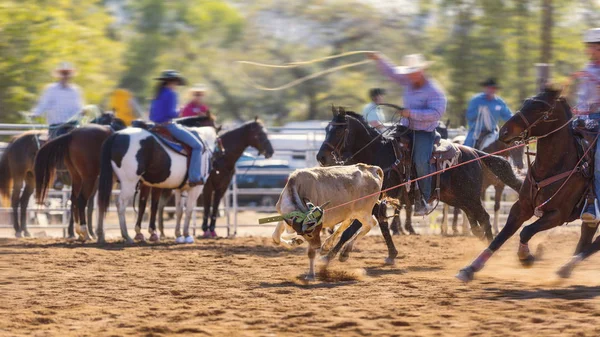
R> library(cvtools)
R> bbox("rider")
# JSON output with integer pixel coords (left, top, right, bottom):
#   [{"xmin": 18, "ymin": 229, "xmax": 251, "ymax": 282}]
[
  {"xmin": 149, "ymin": 70, "xmax": 205, "ymax": 187},
  {"xmin": 368, "ymin": 52, "xmax": 447, "ymax": 215},
  {"xmin": 362, "ymin": 88, "xmax": 387, "ymax": 133},
  {"xmin": 31, "ymin": 62, "xmax": 84, "ymax": 138},
  {"xmin": 180, "ymin": 84, "xmax": 211, "ymax": 118},
  {"xmin": 464, "ymin": 78, "xmax": 513, "ymax": 148},
  {"xmin": 577, "ymin": 28, "xmax": 600, "ymax": 220}
]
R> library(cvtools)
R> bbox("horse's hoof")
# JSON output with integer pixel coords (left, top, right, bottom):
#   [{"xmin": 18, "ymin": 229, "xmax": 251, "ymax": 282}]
[
  {"xmin": 184, "ymin": 236, "xmax": 195, "ymax": 244},
  {"xmin": 134, "ymin": 233, "xmax": 145, "ymax": 242},
  {"xmin": 97, "ymin": 236, "xmax": 106, "ymax": 245},
  {"xmin": 149, "ymin": 233, "xmax": 160, "ymax": 242},
  {"xmin": 23, "ymin": 231, "xmax": 31, "ymax": 238},
  {"xmin": 456, "ymin": 267, "xmax": 474, "ymax": 283},
  {"xmin": 557, "ymin": 264, "xmax": 573, "ymax": 279},
  {"xmin": 175, "ymin": 236, "xmax": 186, "ymax": 244},
  {"xmin": 88, "ymin": 232, "xmax": 97, "ymax": 239},
  {"xmin": 15, "ymin": 231, "xmax": 22, "ymax": 238},
  {"xmin": 305, "ymin": 274, "xmax": 316, "ymax": 281},
  {"xmin": 124, "ymin": 238, "xmax": 134, "ymax": 244},
  {"xmin": 320, "ymin": 255, "xmax": 331, "ymax": 264},
  {"xmin": 77, "ymin": 235, "xmax": 87, "ymax": 243},
  {"xmin": 384, "ymin": 257, "xmax": 396, "ymax": 265},
  {"xmin": 339, "ymin": 253, "xmax": 350, "ymax": 262},
  {"xmin": 519, "ymin": 254, "xmax": 535, "ymax": 267}
]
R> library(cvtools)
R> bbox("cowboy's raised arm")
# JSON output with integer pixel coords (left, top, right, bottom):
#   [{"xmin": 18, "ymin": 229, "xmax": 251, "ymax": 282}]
[
  {"xmin": 368, "ymin": 53, "xmax": 409, "ymax": 86},
  {"xmin": 408, "ymin": 91, "xmax": 447, "ymax": 122}
]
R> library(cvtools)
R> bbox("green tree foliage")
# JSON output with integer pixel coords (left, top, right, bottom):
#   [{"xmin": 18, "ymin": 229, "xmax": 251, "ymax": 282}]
[{"xmin": 0, "ymin": 0, "xmax": 123, "ymax": 122}]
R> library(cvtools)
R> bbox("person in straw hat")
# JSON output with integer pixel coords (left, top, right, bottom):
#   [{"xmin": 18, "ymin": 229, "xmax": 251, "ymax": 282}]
[
  {"xmin": 575, "ymin": 28, "xmax": 600, "ymax": 221},
  {"xmin": 31, "ymin": 61, "xmax": 84, "ymax": 135},
  {"xmin": 464, "ymin": 78, "xmax": 513, "ymax": 149},
  {"xmin": 149, "ymin": 70, "xmax": 206, "ymax": 187},
  {"xmin": 180, "ymin": 84, "xmax": 211, "ymax": 118},
  {"xmin": 367, "ymin": 52, "xmax": 447, "ymax": 216}
]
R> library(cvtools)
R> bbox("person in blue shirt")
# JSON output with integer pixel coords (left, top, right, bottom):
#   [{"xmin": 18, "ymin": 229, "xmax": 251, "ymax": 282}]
[
  {"xmin": 149, "ymin": 70, "xmax": 205, "ymax": 187},
  {"xmin": 362, "ymin": 88, "xmax": 387, "ymax": 133},
  {"xmin": 464, "ymin": 78, "xmax": 513, "ymax": 149}
]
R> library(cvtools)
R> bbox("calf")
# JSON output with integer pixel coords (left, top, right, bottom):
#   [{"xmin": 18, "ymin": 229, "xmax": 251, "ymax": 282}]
[{"xmin": 272, "ymin": 164, "xmax": 383, "ymax": 280}]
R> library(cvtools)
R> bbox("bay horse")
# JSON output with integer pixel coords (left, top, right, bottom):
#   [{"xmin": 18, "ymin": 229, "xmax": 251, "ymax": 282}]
[
  {"xmin": 456, "ymin": 87, "xmax": 589, "ymax": 282},
  {"xmin": 442, "ymin": 137, "xmax": 525, "ymax": 236},
  {"xmin": 316, "ymin": 107, "xmax": 522, "ymax": 264},
  {"xmin": 96, "ymin": 124, "xmax": 217, "ymax": 244},
  {"xmin": 133, "ymin": 119, "xmax": 274, "ymax": 239},
  {"xmin": 34, "ymin": 114, "xmax": 126, "ymax": 241}
]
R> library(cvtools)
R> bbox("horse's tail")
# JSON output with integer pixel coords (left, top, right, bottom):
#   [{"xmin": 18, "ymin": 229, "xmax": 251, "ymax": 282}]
[
  {"xmin": 0, "ymin": 140, "xmax": 13, "ymax": 200},
  {"xmin": 288, "ymin": 176, "xmax": 309, "ymax": 213},
  {"xmin": 98, "ymin": 134, "xmax": 117, "ymax": 218},
  {"xmin": 474, "ymin": 149, "xmax": 523, "ymax": 192},
  {"xmin": 34, "ymin": 134, "xmax": 72, "ymax": 204}
]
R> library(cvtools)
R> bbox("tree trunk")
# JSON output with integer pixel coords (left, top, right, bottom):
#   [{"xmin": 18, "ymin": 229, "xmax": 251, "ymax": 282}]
[
  {"xmin": 540, "ymin": 0, "xmax": 553, "ymax": 64},
  {"xmin": 515, "ymin": 0, "xmax": 529, "ymax": 102}
]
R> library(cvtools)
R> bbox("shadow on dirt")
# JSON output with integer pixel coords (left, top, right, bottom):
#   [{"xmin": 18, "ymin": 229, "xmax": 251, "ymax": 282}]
[{"xmin": 485, "ymin": 285, "xmax": 600, "ymax": 300}]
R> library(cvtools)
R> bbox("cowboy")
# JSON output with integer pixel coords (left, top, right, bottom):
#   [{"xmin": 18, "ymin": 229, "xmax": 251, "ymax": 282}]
[
  {"xmin": 362, "ymin": 88, "xmax": 387, "ymax": 133},
  {"xmin": 577, "ymin": 28, "xmax": 600, "ymax": 221},
  {"xmin": 464, "ymin": 78, "xmax": 513, "ymax": 149},
  {"xmin": 180, "ymin": 84, "xmax": 211, "ymax": 118},
  {"xmin": 149, "ymin": 70, "xmax": 205, "ymax": 187},
  {"xmin": 367, "ymin": 52, "xmax": 447, "ymax": 215},
  {"xmin": 31, "ymin": 62, "xmax": 84, "ymax": 138}
]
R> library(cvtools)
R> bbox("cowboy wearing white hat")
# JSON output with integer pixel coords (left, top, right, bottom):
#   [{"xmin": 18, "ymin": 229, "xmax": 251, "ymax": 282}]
[
  {"xmin": 576, "ymin": 28, "xmax": 600, "ymax": 221},
  {"xmin": 367, "ymin": 52, "xmax": 447, "ymax": 215},
  {"xmin": 180, "ymin": 83, "xmax": 211, "ymax": 118},
  {"xmin": 31, "ymin": 61, "xmax": 84, "ymax": 134}
]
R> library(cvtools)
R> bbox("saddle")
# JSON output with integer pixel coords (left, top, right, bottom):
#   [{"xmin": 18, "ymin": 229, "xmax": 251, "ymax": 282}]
[
  {"xmin": 572, "ymin": 118, "xmax": 598, "ymax": 178},
  {"xmin": 430, "ymin": 139, "xmax": 462, "ymax": 171},
  {"xmin": 131, "ymin": 120, "xmax": 204, "ymax": 157}
]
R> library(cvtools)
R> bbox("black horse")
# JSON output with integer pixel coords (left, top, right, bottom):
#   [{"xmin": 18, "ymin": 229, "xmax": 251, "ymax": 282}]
[{"xmin": 316, "ymin": 107, "xmax": 522, "ymax": 264}]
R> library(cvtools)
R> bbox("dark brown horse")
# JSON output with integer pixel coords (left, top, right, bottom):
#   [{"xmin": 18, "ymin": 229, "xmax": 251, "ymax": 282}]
[
  {"xmin": 317, "ymin": 107, "xmax": 522, "ymax": 264},
  {"xmin": 457, "ymin": 87, "xmax": 589, "ymax": 282},
  {"xmin": 34, "ymin": 114, "xmax": 126, "ymax": 241},
  {"xmin": 443, "ymin": 137, "xmax": 525, "ymax": 236},
  {"xmin": 0, "ymin": 130, "xmax": 46, "ymax": 237},
  {"xmin": 135, "ymin": 119, "xmax": 275, "ymax": 239}
]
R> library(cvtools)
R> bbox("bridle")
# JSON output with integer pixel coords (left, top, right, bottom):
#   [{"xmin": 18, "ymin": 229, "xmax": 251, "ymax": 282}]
[
  {"xmin": 323, "ymin": 121, "xmax": 349, "ymax": 163},
  {"xmin": 515, "ymin": 97, "xmax": 560, "ymax": 141}
]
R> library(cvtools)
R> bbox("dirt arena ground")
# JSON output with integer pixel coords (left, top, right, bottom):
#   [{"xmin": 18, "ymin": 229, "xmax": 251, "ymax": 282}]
[{"xmin": 2, "ymin": 227, "xmax": 600, "ymax": 337}]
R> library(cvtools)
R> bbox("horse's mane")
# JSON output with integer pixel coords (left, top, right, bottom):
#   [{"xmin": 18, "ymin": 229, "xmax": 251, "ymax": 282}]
[
  {"xmin": 220, "ymin": 119, "xmax": 263, "ymax": 137},
  {"xmin": 342, "ymin": 111, "xmax": 382, "ymax": 139},
  {"xmin": 539, "ymin": 86, "xmax": 573, "ymax": 120}
]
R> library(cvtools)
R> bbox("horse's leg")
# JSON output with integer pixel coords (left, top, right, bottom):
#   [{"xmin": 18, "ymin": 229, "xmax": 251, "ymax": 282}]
[
  {"xmin": 465, "ymin": 198, "xmax": 493, "ymax": 242},
  {"xmin": 457, "ymin": 201, "xmax": 531, "ymax": 282},
  {"xmin": 174, "ymin": 190, "xmax": 184, "ymax": 243},
  {"xmin": 77, "ymin": 193, "xmax": 91, "ymax": 242},
  {"xmin": 19, "ymin": 175, "xmax": 34, "ymax": 238},
  {"xmin": 441, "ymin": 203, "xmax": 449, "ymax": 236},
  {"xmin": 493, "ymin": 185, "xmax": 503, "ymax": 235},
  {"xmin": 575, "ymin": 223, "xmax": 598, "ymax": 255},
  {"xmin": 461, "ymin": 210, "xmax": 469, "ymax": 236},
  {"xmin": 558, "ymin": 225, "xmax": 600, "ymax": 278},
  {"xmin": 134, "ymin": 185, "xmax": 150, "ymax": 242},
  {"xmin": 116, "ymin": 182, "xmax": 135, "ymax": 244},
  {"xmin": 86, "ymin": 190, "xmax": 96, "ymax": 239},
  {"xmin": 148, "ymin": 188, "xmax": 162, "ymax": 242},
  {"xmin": 390, "ymin": 207, "xmax": 401, "ymax": 235},
  {"xmin": 404, "ymin": 199, "xmax": 417, "ymax": 235},
  {"xmin": 201, "ymin": 184, "xmax": 214, "ymax": 237},
  {"xmin": 182, "ymin": 186, "xmax": 202, "ymax": 243},
  {"xmin": 452, "ymin": 207, "xmax": 460, "ymax": 235},
  {"xmin": 11, "ymin": 180, "xmax": 22, "ymax": 237},
  {"xmin": 518, "ymin": 210, "xmax": 563, "ymax": 266},
  {"xmin": 374, "ymin": 202, "xmax": 399, "ymax": 264},
  {"xmin": 209, "ymin": 188, "xmax": 223, "ymax": 236},
  {"xmin": 157, "ymin": 189, "xmax": 170, "ymax": 238}
]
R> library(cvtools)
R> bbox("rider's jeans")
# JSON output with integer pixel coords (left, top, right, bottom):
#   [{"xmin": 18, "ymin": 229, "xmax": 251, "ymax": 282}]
[
  {"xmin": 413, "ymin": 130, "xmax": 436, "ymax": 201},
  {"xmin": 165, "ymin": 123, "xmax": 204, "ymax": 183},
  {"xmin": 590, "ymin": 113, "xmax": 600, "ymax": 202}
]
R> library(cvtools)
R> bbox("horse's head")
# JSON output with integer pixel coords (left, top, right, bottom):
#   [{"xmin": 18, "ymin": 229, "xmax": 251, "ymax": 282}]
[
  {"xmin": 499, "ymin": 86, "xmax": 569, "ymax": 143},
  {"xmin": 247, "ymin": 117, "xmax": 274, "ymax": 158},
  {"xmin": 91, "ymin": 113, "xmax": 127, "ymax": 131},
  {"xmin": 317, "ymin": 106, "xmax": 349, "ymax": 166}
]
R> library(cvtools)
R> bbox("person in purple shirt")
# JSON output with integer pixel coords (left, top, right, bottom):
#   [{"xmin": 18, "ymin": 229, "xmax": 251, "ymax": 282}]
[
  {"xmin": 149, "ymin": 70, "xmax": 205, "ymax": 186},
  {"xmin": 367, "ymin": 52, "xmax": 447, "ymax": 215}
]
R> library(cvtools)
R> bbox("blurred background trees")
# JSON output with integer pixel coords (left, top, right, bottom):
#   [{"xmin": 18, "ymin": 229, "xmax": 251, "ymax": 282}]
[{"xmin": 0, "ymin": 0, "xmax": 597, "ymax": 125}]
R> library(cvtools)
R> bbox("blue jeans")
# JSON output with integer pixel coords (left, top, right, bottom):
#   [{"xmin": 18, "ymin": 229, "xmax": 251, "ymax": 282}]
[
  {"xmin": 165, "ymin": 123, "xmax": 204, "ymax": 183},
  {"xmin": 413, "ymin": 130, "xmax": 436, "ymax": 201},
  {"xmin": 590, "ymin": 113, "xmax": 600, "ymax": 202}
]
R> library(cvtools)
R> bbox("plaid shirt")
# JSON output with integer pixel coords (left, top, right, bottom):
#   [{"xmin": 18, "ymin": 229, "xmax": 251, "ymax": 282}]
[
  {"xmin": 375, "ymin": 56, "xmax": 447, "ymax": 132},
  {"xmin": 576, "ymin": 63, "xmax": 600, "ymax": 115},
  {"xmin": 31, "ymin": 82, "xmax": 84, "ymax": 125}
]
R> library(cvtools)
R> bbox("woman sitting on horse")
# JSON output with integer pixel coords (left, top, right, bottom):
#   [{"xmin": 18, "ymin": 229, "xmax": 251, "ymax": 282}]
[{"xmin": 149, "ymin": 70, "xmax": 205, "ymax": 187}]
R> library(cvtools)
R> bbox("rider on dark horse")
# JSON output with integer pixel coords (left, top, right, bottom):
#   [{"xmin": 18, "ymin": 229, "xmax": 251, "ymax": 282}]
[
  {"xmin": 149, "ymin": 70, "xmax": 205, "ymax": 187},
  {"xmin": 367, "ymin": 52, "xmax": 447, "ymax": 215},
  {"xmin": 577, "ymin": 28, "xmax": 600, "ymax": 221},
  {"xmin": 464, "ymin": 78, "xmax": 513, "ymax": 149}
]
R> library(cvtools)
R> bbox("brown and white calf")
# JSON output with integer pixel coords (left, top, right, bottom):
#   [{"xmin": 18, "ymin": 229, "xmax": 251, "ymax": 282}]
[{"xmin": 272, "ymin": 164, "xmax": 383, "ymax": 280}]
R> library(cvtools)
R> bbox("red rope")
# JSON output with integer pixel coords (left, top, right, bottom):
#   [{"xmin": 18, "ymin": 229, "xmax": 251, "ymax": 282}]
[{"xmin": 325, "ymin": 140, "xmax": 531, "ymax": 212}]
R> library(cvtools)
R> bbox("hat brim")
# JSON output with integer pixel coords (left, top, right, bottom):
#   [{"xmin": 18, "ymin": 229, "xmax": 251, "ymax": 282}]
[
  {"xmin": 155, "ymin": 77, "xmax": 187, "ymax": 85},
  {"xmin": 53, "ymin": 69, "xmax": 76, "ymax": 78},
  {"xmin": 394, "ymin": 61, "xmax": 434, "ymax": 75}
]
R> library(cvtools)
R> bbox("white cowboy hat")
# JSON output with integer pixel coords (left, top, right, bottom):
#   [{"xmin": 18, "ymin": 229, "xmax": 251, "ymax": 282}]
[
  {"xmin": 583, "ymin": 28, "xmax": 600, "ymax": 43},
  {"xmin": 394, "ymin": 54, "xmax": 434, "ymax": 75},
  {"xmin": 53, "ymin": 61, "xmax": 76, "ymax": 77},
  {"xmin": 189, "ymin": 84, "xmax": 208, "ymax": 93}
]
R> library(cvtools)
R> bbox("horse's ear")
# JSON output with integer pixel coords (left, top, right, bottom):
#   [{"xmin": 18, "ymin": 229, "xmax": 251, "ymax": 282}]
[
  {"xmin": 216, "ymin": 125, "xmax": 223, "ymax": 133},
  {"xmin": 339, "ymin": 106, "xmax": 346, "ymax": 117},
  {"xmin": 254, "ymin": 116, "xmax": 258, "ymax": 122}
]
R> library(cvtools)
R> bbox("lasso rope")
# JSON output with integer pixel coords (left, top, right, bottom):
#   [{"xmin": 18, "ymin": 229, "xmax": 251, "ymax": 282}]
[{"xmin": 235, "ymin": 50, "xmax": 377, "ymax": 91}]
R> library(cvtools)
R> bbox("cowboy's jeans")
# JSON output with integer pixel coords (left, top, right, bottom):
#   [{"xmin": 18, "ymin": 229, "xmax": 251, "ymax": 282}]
[
  {"xmin": 591, "ymin": 113, "xmax": 600, "ymax": 203},
  {"xmin": 165, "ymin": 123, "xmax": 203, "ymax": 183},
  {"xmin": 413, "ymin": 130, "xmax": 436, "ymax": 201}
]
